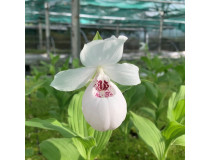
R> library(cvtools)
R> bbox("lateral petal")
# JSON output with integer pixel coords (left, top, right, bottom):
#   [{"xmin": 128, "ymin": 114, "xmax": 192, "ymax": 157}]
[
  {"xmin": 50, "ymin": 67, "xmax": 96, "ymax": 91},
  {"xmin": 103, "ymin": 63, "xmax": 141, "ymax": 85}
]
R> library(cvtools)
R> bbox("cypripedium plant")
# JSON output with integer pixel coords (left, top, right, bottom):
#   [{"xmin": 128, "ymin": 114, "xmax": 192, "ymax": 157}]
[{"xmin": 51, "ymin": 34, "xmax": 141, "ymax": 131}]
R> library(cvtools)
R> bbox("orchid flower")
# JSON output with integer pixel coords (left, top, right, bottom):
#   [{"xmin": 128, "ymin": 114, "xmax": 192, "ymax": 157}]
[{"xmin": 51, "ymin": 35, "xmax": 141, "ymax": 131}]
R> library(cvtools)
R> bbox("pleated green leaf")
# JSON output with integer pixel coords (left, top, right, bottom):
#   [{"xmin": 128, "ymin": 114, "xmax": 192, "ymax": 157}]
[
  {"xmin": 68, "ymin": 91, "xmax": 112, "ymax": 160},
  {"xmin": 40, "ymin": 138, "xmax": 82, "ymax": 160},
  {"xmin": 172, "ymin": 135, "xmax": 185, "ymax": 146},
  {"xmin": 90, "ymin": 130, "xmax": 112, "ymax": 160},
  {"xmin": 130, "ymin": 112, "xmax": 166, "ymax": 160},
  {"xmin": 173, "ymin": 99, "xmax": 185, "ymax": 124},
  {"xmin": 162, "ymin": 121, "xmax": 185, "ymax": 147},
  {"xmin": 25, "ymin": 118, "xmax": 76, "ymax": 138},
  {"xmin": 25, "ymin": 117, "xmax": 95, "ymax": 155},
  {"xmin": 167, "ymin": 85, "xmax": 185, "ymax": 122},
  {"xmin": 139, "ymin": 107, "xmax": 156, "ymax": 120},
  {"xmin": 68, "ymin": 92, "xmax": 89, "ymax": 137},
  {"xmin": 68, "ymin": 91, "xmax": 95, "ymax": 159}
]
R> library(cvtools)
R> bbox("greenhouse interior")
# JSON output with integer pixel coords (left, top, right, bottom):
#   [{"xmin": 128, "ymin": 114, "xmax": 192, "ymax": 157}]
[{"xmin": 25, "ymin": 0, "xmax": 185, "ymax": 160}]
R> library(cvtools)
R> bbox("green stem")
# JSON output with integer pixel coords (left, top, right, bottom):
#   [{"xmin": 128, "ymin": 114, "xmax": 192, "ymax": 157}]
[
  {"xmin": 86, "ymin": 148, "xmax": 93, "ymax": 160},
  {"xmin": 125, "ymin": 133, "xmax": 128, "ymax": 154},
  {"xmin": 124, "ymin": 121, "xmax": 129, "ymax": 155},
  {"xmin": 161, "ymin": 145, "xmax": 170, "ymax": 160}
]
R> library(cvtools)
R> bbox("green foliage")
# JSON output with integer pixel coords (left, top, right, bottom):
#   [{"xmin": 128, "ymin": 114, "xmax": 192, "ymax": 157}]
[
  {"xmin": 26, "ymin": 71, "xmax": 76, "ymax": 121},
  {"xmin": 25, "ymin": 80, "xmax": 47, "ymax": 96},
  {"xmin": 49, "ymin": 53, "xmax": 60, "ymax": 65},
  {"xmin": 162, "ymin": 121, "xmax": 185, "ymax": 148},
  {"xmin": 143, "ymin": 81, "xmax": 158, "ymax": 106},
  {"xmin": 72, "ymin": 58, "xmax": 81, "ymax": 68},
  {"xmin": 130, "ymin": 85, "xmax": 185, "ymax": 160},
  {"xmin": 130, "ymin": 112, "xmax": 166, "ymax": 160},
  {"xmin": 68, "ymin": 91, "xmax": 92, "ymax": 158},
  {"xmin": 90, "ymin": 130, "xmax": 112, "ymax": 159},
  {"xmin": 139, "ymin": 80, "xmax": 168, "ymax": 129},
  {"xmin": 26, "ymin": 91, "xmax": 112, "ymax": 160},
  {"xmin": 172, "ymin": 135, "xmax": 185, "ymax": 146},
  {"xmin": 25, "ymin": 148, "xmax": 34, "ymax": 157},
  {"xmin": 118, "ymin": 56, "xmax": 184, "ymax": 160},
  {"xmin": 25, "ymin": 118, "xmax": 76, "ymax": 138},
  {"xmin": 25, "ymin": 116, "xmax": 97, "ymax": 152},
  {"xmin": 139, "ymin": 107, "xmax": 156, "ymax": 120},
  {"xmin": 120, "ymin": 84, "xmax": 146, "ymax": 146},
  {"xmin": 124, "ymin": 84, "xmax": 146, "ymax": 110},
  {"xmin": 140, "ymin": 55, "xmax": 173, "ymax": 82},
  {"xmin": 167, "ymin": 85, "xmax": 185, "ymax": 123},
  {"xmin": 40, "ymin": 53, "xmax": 60, "ymax": 76},
  {"xmin": 40, "ymin": 138, "xmax": 81, "ymax": 160},
  {"xmin": 48, "ymin": 87, "xmax": 75, "ymax": 120},
  {"xmin": 60, "ymin": 56, "xmax": 70, "ymax": 71},
  {"xmin": 130, "ymin": 112, "xmax": 185, "ymax": 160},
  {"xmin": 93, "ymin": 31, "xmax": 103, "ymax": 40},
  {"xmin": 115, "ymin": 83, "xmax": 132, "ymax": 93},
  {"xmin": 173, "ymin": 99, "xmax": 185, "ymax": 123},
  {"xmin": 140, "ymin": 55, "xmax": 185, "ymax": 92},
  {"xmin": 30, "ymin": 67, "xmax": 44, "ymax": 81},
  {"xmin": 26, "ymin": 52, "xmax": 70, "ymax": 99}
]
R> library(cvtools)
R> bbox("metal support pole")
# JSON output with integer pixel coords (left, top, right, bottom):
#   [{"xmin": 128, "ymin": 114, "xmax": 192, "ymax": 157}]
[
  {"xmin": 116, "ymin": 25, "xmax": 119, "ymax": 37},
  {"xmin": 146, "ymin": 32, "xmax": 149, "ymax": 44},
  {"xmin": 158, "ymin": 11, "xmax": 164, "ymax": 53},
  {"xmin": 45, "ymin": 2, "xmax": 50, "ymax": 55},
  {"xmin": 71, "ymin": 0, "xmax": 80, "ymax": 59},
  {"xmin": 38, "ymin": 21, "xmax": 43, "ymax": 50},
  {"xmin": 144, "ymin": 28, "xmax": 147, "ymax": 43}
]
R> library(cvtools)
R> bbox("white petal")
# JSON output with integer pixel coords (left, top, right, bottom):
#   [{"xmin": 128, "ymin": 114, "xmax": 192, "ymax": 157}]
[
  {"xmin": 80, "ymin": 35, "xmax": 128, "ymax": 67},
  {"xmin": 103, "ymin": 63, "xmax": 141, "ymax": 85},
  {"xmin": 82, "ymin": 81, "xmax": 127, "ymax": 131},
  {"xmin": 50, "ymin": 67, "xmax": 96, "ymax": 91}
]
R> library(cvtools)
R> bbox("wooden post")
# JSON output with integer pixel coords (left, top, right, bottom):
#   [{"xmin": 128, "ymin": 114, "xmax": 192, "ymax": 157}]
[
  {"xmin": 158, "ymin": 11, "xmax": 164, "ymax": 53},
  {"xmin": 44, "ymin": 2, "xmax": 50, "ymax": 55},
  {"xmin": 38, "ymin": 21, "xmax": 43, "ymax": 50},
  {"xmin": 71, "ymin": 0, "xmax": 80, "ymax": 59}
]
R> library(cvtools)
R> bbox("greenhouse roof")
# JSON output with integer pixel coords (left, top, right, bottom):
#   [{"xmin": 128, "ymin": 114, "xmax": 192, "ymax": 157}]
[{"xmin": 25, "ymin": 0, "xmax": 185, "ymax": 31}]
